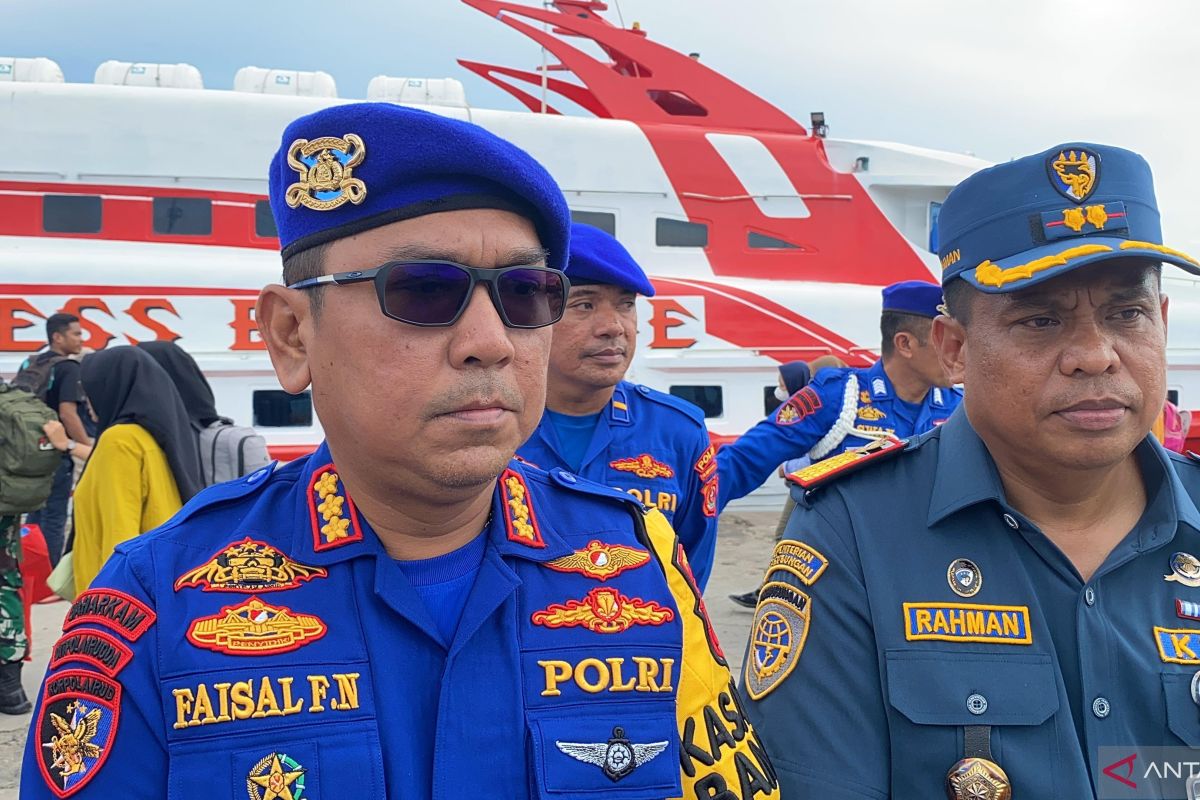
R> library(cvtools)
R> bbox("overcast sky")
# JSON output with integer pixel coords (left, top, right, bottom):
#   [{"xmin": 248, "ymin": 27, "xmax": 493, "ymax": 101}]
[{"xmin": 10, "ymin": 0, "xmax": 1200, "ymax": 252}]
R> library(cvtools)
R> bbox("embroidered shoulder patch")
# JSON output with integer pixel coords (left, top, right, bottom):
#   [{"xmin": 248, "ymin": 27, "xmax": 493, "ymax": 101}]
[
  {"xmin": 1155, "ymin": 626, "xmax": 1200, "ymax": 664},
  {"xmin": 766, "ymin": 541, "xmax": 828, "ymax": 586},
  {"xmin": 904, "ymin": 602, "xmax": 1032, "ymax": 645},
  {"xmin": 775, "ymin": 386, "xmax": 822, "ymax": 425},
  {"xmin": 744, "ymin": 581, "xmax": 811, "ymax": 700},
  {"xmin": 693, "ymin": 444, "xmax": 717, "ymax": 482},
  {"xmin": 36, "ymin": 670, "xmax": 121, "ymax": 798},
  {"xmin": 174, "ymin": 538, "xmax": 328, "ymax": 593},
  {"xmin": 186, "ymin": 596, "xmax": 327, "ymax": 656},
  {"xmin": 785, "ymin": 436, "xmax": 905, "ymax": 491},
  {"xmin": 63, "ymin": 589, "xmax": 155, "ymax": 642},
  {"xmin": 49, "ymin": 630, "xmax": 133, "ymax": 678},
  {"xmin": 531, "ymin": 587, "xmax": 674, "ymax": 634},
  {"xmin": 501, "ymin": 468, "xmax": 545, "ymax": 548},
  {"xmin": 609, "ymin": 454, "xmax": 675, "ymax": 479},
  {"xmin": 308, "ymin": 464, "xmax": 363, "ymax": 552},
  {"xmin": 701, "ymin": 475, "xmax": 718, "ymax": 518},
  {"xmin": 545, "ymin": 540, "xmax": 649, "ymax": 581}
]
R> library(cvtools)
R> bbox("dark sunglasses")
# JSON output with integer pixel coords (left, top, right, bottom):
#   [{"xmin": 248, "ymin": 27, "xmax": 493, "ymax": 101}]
[{"xmin": 287, "ymin": 260, "xmax": 571, "ymax": 329}]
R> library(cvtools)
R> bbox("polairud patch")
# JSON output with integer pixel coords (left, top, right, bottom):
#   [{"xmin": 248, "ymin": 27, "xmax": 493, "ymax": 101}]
[
  {"xmin": 36, "ymin": 670, "xmax": 121, "ymax": 798},
  {"xmin": 744, "ymin": 581, "xmax": 811, "ymax": 700}
]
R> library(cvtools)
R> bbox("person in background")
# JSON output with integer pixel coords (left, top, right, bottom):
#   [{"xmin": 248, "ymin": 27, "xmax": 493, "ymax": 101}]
[
  {"xmin": 727, "ymin": 356, "xmax": 847, "ymax": 608},
  {"xmin": 71, "ymin": 346, "xmax": 202, "ymax": 595},
  {"xmin": 518, "ymin": 222, "xmax": 720, "ymax": 589},
  {"xmin": 1154, "ymin": 398, "xmax": 1191, "ymax": 453},
  {"xmin": 136, "ymin": 341, "xmax": 224, "ymax": 429},
  {"xmin": 0, "ymin": 515, "xmax": 29, "ymax": 715},
  {"xmin": 23, "ymin": 313, "xmax": 93, "ymax": 566},
  {"xmin": 716, "ymin": 280, "xmax": 962, "ymax": 511}
]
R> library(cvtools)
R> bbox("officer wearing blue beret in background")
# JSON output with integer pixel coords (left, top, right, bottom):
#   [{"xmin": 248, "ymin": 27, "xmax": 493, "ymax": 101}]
[
  {"xmin": 518, "ymin": 222, "xmax": 720, "ymax": 590},
  {"xmin": 743, "ymin": 143, "xmax": 1200, "ymax": 799},
  {"xmin": 22, "ymin": 104, "xmax": 776, "ymax": 798},
  {"xmin": 716, "ymin": 278, "xmax": 962, "ymax": 512}
]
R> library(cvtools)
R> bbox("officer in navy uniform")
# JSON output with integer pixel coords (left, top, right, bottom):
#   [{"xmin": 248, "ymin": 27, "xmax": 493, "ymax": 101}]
[
  {"xmin": 22, "ymin": 104, "xmax": 775, "ymax": 799},
  {"xmin": 717, "ymin": 279, "xmax": 962, "ymax": 511},
  {"xmin": 518, "ymin": 223, "xmax": 720, "ymax": 590},
  {"xmin": 741, "ymin": 143, "xmax": 1200, "ymax": 799}
]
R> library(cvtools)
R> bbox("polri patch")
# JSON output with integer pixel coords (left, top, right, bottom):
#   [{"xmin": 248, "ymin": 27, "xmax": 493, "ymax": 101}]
[
  {"xmin": 609, "ymin": 454, "xmax": 674, "ymax": 479},
  {"xmin": 766, "ymin": 541, "xmax": 828, "ymax": 586},
  {"xmin": 49, "ymin": 630, "xmax": 133, "ymax": 678},
  {"xmin": 36, "ymin": 670, "xmax": 121, "ymax": 798},
  {"xmin": 545, "ymin": 540, "xmax": 649, "ymax": 581},
  {"xmin": 904, "ymin": 602, "xmax": 1032, "ymax": 645},
  {"xmin": 501, "ymin": 468, "xmax": 545, "ymax": 548},
  {"xmin": 531, "ymin": 587, "xmax": 674, "ymax": 634},
  {"xmin": 63, "ymin": 589, "xmax": 155, "ymax": 642},
  {"xmin": 174, "ymin": 537, "xmax": 328, "ymax": 593},
  {"xmin": 744, "ymin": 580, "xmax": 811, "ymax": 700},
  {"xmin": 693, "ymin": 444, "xmax": 717, "ymax": 482},
  {"xmin": 1155, "ymin": 626, "xmax": 1200, "ymax": 665},
  {"xmin": 186, "ymin": 596, "xmax": 327, "ymax": 656}
]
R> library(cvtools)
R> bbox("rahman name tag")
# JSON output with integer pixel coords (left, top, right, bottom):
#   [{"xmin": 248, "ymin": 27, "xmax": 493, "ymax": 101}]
[{"xmin": 903, "ymin": 602, "xmax": 1033, "ymax": 645}]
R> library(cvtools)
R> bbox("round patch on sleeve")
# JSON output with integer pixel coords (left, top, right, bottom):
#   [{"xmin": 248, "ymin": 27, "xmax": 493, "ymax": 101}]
[{"xmin": 744, "ymin": 581, "xmax": 811, "ymax": 701}]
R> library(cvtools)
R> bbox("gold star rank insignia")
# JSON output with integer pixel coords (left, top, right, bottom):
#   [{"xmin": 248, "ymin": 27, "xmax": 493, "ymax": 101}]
[{"xmin": 247, "ymin": 752, "xmax": 307, "ymax": 800}]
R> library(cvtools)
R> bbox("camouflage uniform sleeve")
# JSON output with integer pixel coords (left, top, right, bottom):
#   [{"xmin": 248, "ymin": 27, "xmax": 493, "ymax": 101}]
[
  {"xmin": 642, "ymin": 509, "xmax": 780, "ymax": 799},
  {"xmin": 715, "ymin": 373, "xmax": 851, "ymax": 511},
  {"xmin": 668, "ymin": 428, "xmax": 720, "ymax": 592},
  {"xmin": 739, "ymin": 488, "xmax": 890, "ymax": 799},
  {"xmin": 22, "ymin": 545, "xmax": 166, "ymax": 799}
]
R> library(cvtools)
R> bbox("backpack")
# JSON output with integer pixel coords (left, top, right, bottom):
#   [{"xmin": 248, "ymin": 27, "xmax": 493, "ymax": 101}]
[
  {"xmin": 196, "ymin": 419, "xmax": 272, "ymax": 486},
  {"xmin": 11, "ymin": 351, "xmax": 69, "ymax": 404},
  {"xmin": 0, "ymin": 382, "xmax": 62, "ymax": 514}
]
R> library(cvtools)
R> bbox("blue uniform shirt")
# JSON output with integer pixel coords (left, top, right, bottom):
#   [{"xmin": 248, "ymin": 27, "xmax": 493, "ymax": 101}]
[
  {"xmin": 717, "ymin": 360, "xmax": 961, "ymax": 509},
  {"xmin": 24, "ymin": 442, "xmax": 773, "ymax": 799},
  {"xmin": 519, "ymin": 381, "xmax": 720, "ymax": 590},
  {"xmin": 741, "ymin": 409, "xmax": 1200, "ymax": 798}
]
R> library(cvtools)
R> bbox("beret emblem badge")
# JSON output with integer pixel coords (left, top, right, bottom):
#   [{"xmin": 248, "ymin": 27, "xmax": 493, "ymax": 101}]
[{"xmin": 285, "ymin": 133, "xmax": 367, "ymax": 211}]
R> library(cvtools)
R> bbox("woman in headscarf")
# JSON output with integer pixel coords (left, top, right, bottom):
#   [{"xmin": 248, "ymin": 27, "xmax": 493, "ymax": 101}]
[
  {"xmin": 72, "ymin": 346, "xmax": 203, "ymax": 594},
  {"xmin": 136, "ymin": 340, "xmax": 223, "ymax": 428}
]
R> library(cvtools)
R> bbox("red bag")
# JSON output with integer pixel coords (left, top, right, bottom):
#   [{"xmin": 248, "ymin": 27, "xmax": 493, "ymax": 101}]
[{"xmin": 18, "ymin": 523, "xmax": 56, "ymax": 659}]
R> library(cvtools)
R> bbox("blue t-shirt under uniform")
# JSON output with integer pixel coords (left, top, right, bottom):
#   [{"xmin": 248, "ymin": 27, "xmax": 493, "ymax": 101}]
[
  {"xmin": 543, "ymin": 409, "xmax": 602, "ymax": 473},
  {"xmin": 395, "ymin": 531, "xmax": 487, "ymax": 646}
]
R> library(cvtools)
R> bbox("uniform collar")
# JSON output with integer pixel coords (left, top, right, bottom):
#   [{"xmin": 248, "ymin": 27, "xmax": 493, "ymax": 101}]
[
  {"xmin": 927, "ymin": 410, "xmax": 1200, "ymax": 541},
  {"xmin": 609, "ymin": 381, "xmax": 633, "ymax": 425},
  {"xmin": 488, "ymin": 462, "xmax": 577, "ymax": 563}
]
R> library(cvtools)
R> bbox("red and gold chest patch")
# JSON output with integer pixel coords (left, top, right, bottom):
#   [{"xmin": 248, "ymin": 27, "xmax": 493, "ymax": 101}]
[
  {"xmin": 308, "ymin": 464, "xmax": 363, "ymax": 551},
  {"xmin": 501, "ymin": 468, "xmax": 545, "ymax": 548},
  {"xmin": 609, "ymin": 454, "xmax": 675, "ymax": 480},
  {"xmin": 532, "ymin": 587, "xmax": 674, "ymax": 634},
  {"xmin": 174, "ymin": 538, "xmax": 328, "ymax": 593},
  {"xmin": 545, "ymin": 540, "xmax": 650, "ymax": 581},
  {"xmin": 186, "ymin": 596, "xmax": 327, "ymax": 656}
]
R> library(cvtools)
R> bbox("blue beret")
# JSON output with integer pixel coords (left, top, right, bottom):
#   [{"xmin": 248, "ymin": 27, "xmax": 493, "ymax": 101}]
[
  {"xmin": 939, "ymin": 142, "xmax": 1200, "ymax": 293},
  {"xmin": 881, "ymin": 280, "xmax": 943, "ymax": 318},
  {"xmin": 269, "ymin": 103, "xmax": 571, "ymax": 269},
  {"xmin": 566, "ymin": 223, "xmax": 655, "ymax": 296}
]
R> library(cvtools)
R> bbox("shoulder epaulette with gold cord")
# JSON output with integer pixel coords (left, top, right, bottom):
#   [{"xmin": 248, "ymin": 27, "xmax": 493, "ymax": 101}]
[{"xmin": 785, "ymin": 436, "xmax": 906, "ymax": 491}]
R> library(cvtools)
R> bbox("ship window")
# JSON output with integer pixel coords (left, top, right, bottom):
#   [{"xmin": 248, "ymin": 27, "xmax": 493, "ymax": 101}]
[
  {"xmin": 253, "ymin": 390, "xmax": 313, "ymax": 427},
  {"xmin": 929, "ymin": 201, "xmax": 942, "ymax": 252},
  {"xmin": 1168, "ymin": 389, "xmax": 1180, "ymax": 406},
  {"xmin": 43, "ymin": 195, "xmax": 102, "ymax": 234},
  {"xmin": 570, "ymin": 210, "xmax": 616, "ymax": 236},
  {"xmin": 669, "ymin": 385, "xmax": 723, "ymax": 418},
  {"xmin": 254, "ymin": 200, "xmax": 278, "ymax": 238},
  {"xmin": 748, "ymin": 231, "xmax": 799, "ymax": 249},
  {"xmin": 647, "ymin": 89, "xmax": 707, "ymax": 117},
  {"xmin": 656, "ymin": 218, "xmax": 708, "ymax": 247},
  {"xmin": 153, "ymin": 197, "xmax": 212, "ymax": 236},
  {"xmin": 763, "ymin": 385, "xmax": 782, "ymax": 416}
]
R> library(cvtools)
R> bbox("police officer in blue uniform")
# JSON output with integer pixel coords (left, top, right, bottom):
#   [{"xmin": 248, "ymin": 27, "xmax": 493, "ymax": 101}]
[
  {"xmin": 519, "ymin": 223, "xmax": 719, "ymax": 590},
  {"xmin": 741, "ymin": 143, "xmax": 1200, "ymax": 799},
  {"xmin": 717, "ymin": 280, "xmax": 962, "ymax": 510},
  {"xmin": 22, "ymin": 104, "xmax": 775, "ymax": 799}
]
